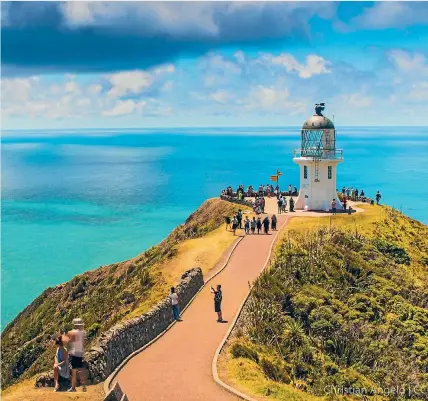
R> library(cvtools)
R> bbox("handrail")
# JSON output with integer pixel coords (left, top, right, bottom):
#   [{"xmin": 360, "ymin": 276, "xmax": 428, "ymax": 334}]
[{"xmin": 293, "ymin": 148, "xmax": 343, "ymax": 159}]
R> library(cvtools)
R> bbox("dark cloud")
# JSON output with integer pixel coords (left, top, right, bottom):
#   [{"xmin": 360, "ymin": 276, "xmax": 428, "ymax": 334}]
[{"xmin": 1, "ymin": 1, "xmax": 338, "ymax": 75}]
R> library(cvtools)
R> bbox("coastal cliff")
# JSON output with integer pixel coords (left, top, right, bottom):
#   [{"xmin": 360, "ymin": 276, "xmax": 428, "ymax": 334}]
[{"xmin": 1, "ymin": 198, "xmax": 244, "ymax": 388}]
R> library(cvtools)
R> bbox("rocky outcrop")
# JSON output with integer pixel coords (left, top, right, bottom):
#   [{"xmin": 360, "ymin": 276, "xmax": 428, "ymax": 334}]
[
  {"xmin": 35, "ymin": 268, "xmax": 204, "ymax": 387},
  {"xmin": 220, "ymin": 195, "xmax": 254, "ymax": 208}
]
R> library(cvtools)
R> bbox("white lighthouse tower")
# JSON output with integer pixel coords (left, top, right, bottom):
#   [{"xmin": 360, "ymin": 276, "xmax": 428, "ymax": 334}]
[{"xmin": 293, "ymin": 103, "xmax": 343, "ymax": 211}]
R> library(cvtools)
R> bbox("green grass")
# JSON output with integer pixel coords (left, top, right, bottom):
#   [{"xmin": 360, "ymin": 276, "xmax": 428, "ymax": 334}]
[{"xmin": 224, "ymin": 205, "xmax": 428, "ymax": 401}]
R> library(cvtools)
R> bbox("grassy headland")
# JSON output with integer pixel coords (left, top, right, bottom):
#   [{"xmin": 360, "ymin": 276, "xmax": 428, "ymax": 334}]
[
  {"xmin": 1, "ymin": 198, "xmax": 247, "ymax": 389},
  {"xmin": 221, "ymin": 204, "xmax": 428, "ymax": 401}
]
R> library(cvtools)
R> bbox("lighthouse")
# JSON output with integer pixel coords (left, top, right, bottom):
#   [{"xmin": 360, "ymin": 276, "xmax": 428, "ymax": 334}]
[{"xmin": 293, "ymin": 103, "xmax": 343, "ymax": 211}]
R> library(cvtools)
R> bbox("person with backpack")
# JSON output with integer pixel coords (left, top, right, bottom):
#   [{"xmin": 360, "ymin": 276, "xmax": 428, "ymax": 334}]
[
  {"xmin": 256, "ymin": 217, "xmax": 262, "ymax": 234},
  {"xmin": 250, "ymin": 217, "xmax": 256, "ymax": 234},
  {"xmin": 211, "ymin": 285, "xmax": 223, "ymax": 322}
]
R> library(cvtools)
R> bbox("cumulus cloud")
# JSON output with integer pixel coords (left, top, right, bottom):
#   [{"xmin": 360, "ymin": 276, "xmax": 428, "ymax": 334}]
[
  {"xmin": 1, "ymin": 1, "xmax": 337, "ymax": 75},
  {"xmin": 267, "ymin": 54, "xmax": 331, "ymax": 78},
  {"xmin": 103, "ymin": 99, "xmax": 146, "ymax": 117},
  {"xmin": 350, "ymin": 2, "xmax": 428, "ymax": 30}
]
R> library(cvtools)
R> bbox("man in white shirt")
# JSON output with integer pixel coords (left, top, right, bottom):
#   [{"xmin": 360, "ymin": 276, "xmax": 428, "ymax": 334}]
[
  {"xmin": 169, "ymin": 287, "xmax": 181, "ymax": 321},
  {"xmin": 63, "ymin": 318, "xmax": 87, "ymax": 392}
]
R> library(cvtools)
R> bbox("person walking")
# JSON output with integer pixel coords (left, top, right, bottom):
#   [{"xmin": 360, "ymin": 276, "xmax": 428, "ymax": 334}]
[
  {"xmin": 211, "ymin": 285, "xmax": 223, "ymax": 322},
  {"xmin": 376, "ymin": 191, "xmax": 382, "ymax": 205},
  {"xmin": 244, "ymin": 216, "xmax": 250, "ymax": 234},
  {"xmin": 343, "ymin": 195, "xmax": 347, "ymax": 211},
  {"xmin": 63, "ymin": 318, "xmax": 87, "ymax": 392},
  {"xmin": 224, "ymin": 216, "xmax": 231, "ymax": 231},
  {"xmin": 250, "ymin": 217, "xmax": 256, "ymax": 234},
  {"xmin": 256, "ymin": 217, "xmax": 262, "ymax": 234},
  {"xmin": 169, "ymin": 287, "xmax": 181, "ymax": 321},
  {"xmin": 331, "ymin": 199, "xmax": 337, "ymax": 215},
  {"xmin": 289, "ymin": 197, "xmax": 295, "ymax": 212},
  {"xmin": 277, "ymin": 197, "xmax": 283, "ymax": 214},
  {"xmin": 271, "ymin": 214, "xmax": 277, "ymax": 231},
  {"xmin": 231, "ymin": 216, "xmax": 238, "ymax": 236},
  {"xmin": 237, "ymin": 209, "xmax": 243, "ymax": 229},
  {"xmin": 53, "ymin": 335, "xmax": 70, "ymax": 392},
  {"xmin": 282, "ymin": 197, "xmax": 288, "ymax": 213},
  {"xmin": 263, "ymin": 216, "xmax": 270, "ymax": 234}
]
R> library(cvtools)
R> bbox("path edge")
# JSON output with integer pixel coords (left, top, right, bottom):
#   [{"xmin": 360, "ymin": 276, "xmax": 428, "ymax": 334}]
[
  {"xmin": 211, "ymin": 217, "xmax": 290, "ymax": 401},
  {"xmin": 103, "ymin": 233, "xmax": 245, "ymax": 394}
]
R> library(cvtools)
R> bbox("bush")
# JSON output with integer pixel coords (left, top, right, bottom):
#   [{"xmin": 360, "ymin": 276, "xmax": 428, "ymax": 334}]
[
  {"xmin": 373, "ymin": 239, "xmax": 411, "ymax": 265},
  {"xmin": 259, "ymin": 358, "xmax": 290, "ymax": 383},
  {"xmin": 230, "ymin": 342, "xmax": 259, "ymax": 363}
]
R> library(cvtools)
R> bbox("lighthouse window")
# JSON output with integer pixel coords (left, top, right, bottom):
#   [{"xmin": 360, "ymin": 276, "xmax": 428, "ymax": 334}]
[
  {"xmin": 328, "ymin": 166, "xmax": 332, "ymax": 179},
  {"xmin": 304, "ymin": 166, "xmax": 308, "ymax": 179}
]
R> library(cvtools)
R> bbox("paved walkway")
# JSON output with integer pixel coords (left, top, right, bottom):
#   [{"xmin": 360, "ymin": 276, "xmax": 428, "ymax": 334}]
[{"xmin": 115, "ymin": 215, "xmax": 290, "ymax": 401}]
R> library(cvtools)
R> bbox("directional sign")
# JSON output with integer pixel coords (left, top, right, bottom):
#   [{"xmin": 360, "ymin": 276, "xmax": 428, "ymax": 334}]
[{"xmin": 270, "ymin": 175, "xmax": 278, "ymax": 182}]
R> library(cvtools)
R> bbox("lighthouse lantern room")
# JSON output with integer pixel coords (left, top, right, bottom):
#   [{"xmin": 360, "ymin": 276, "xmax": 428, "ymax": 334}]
[{"xmin": 293, "ymin": 103, "xmax": 343, "ymax": 211}]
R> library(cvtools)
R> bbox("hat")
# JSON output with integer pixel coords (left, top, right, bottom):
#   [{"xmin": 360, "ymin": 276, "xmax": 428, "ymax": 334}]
[{"xmin": 72, "ymin": 318, "xmax": 84, "ymax": 327}]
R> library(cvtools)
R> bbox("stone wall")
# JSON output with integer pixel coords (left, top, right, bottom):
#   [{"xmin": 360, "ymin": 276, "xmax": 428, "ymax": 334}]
[{"xmin": 35, "ymin": 268, "xmax": 204, "ymax": 387}]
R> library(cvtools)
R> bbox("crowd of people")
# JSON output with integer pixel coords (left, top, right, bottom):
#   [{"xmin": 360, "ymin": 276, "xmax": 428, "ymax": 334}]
[
  {"xmin": 222, "ymin": 183, "xmax": 298, "ymax": 200},
  {"xmin": 224, "ymin": 209, "xmax": 279, "ymax": 236}
]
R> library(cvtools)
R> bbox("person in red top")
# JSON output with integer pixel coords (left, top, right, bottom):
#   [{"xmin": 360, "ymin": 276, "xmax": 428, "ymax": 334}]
[{"xmin": 343, "ymin": 195, "xmax": 347, "ymax": 211}]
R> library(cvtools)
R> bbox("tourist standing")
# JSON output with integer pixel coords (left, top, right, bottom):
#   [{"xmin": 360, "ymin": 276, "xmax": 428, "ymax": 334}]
[
  {"xmin": 63, "ymin": 318, "xmax": 87, "ymax": 392},
  {"xmin": 256, "ymin": 217, "xmax": 262, "ymax": 234},
  {"xmin": 224, "ymin": 216, "xmax": 231, "ymax": 231},
  {"xmin": 271, "ymin": 214, "xmax": 277, "ymax": 231},
  {"xmin": 237, "ymin": 210, "xmax": 243, "ymax": 229},
  {"xmin": 169, "ymin": 287, "xmax": 181, "ymax": 321},
  {"xmin": 343, "ymin": 196, "xmax": 347, "ymax": 211},
  {"xmin": 231, "ymin": 216, "xmax": 238, "ymax": 236},
  {"xmin": 250, "ymin": 217, "xmax": 256, "ymax": 234},
  {"xmin": 282, "ymin": 197, "xmax": 288, "ymax": 213},
  {"xmin": 244, "ymin": 216, "xmax": 250, "ymax": 234},
  {"xmin": 211, "ymin": 285, "xmax": 223, "ymax": 322},
  {"xmin": 53, "ymin": 335, "xmax": 69, "ymax": 392},
  {"xmin": 277, "ymin": 197, "xmax": 283, "ymax": 214},
  {"xmin": 289, "ymin": 197, "xmax": 295, "ymax": 212},
  {"xmin": 376, "ymin": 191, "xmax": 382, "ymax": 205},
  {"xmin": 288, "ymin": 184, "xmax": 292, "ymax": 195},
  {"xmin": 331, "ymin": 199, "xmax": 337, "ymax": 215},
  {"xmin": 263, "ymin": 216, "xmax": 270, "ymax": 234}
]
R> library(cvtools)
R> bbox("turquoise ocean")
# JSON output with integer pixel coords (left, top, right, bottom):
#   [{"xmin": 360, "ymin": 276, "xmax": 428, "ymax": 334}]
[{"xmin": 2, "ymin": 127, "xmax": 428, "ymax": 328}]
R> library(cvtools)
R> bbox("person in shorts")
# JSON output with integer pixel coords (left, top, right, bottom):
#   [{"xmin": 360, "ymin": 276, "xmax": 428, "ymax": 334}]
[
  {"xmin": 211, "ymin": 285, "xmax": 223, "ymax": 322},
  {"xmin": 63, "ymin": 318, "xmax": 87, "ymax": 392}
]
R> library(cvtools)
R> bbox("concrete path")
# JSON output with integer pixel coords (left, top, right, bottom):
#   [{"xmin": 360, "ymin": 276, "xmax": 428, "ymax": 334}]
[{"xmin": 115, "ymin": 215, "xmax": 290, "ymax": 401}]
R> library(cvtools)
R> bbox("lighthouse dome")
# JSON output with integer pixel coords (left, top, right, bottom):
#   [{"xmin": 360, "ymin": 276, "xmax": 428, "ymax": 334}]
[{"xmin": 302, "ymin": 114, "xmax": 335, "ymax": 130}]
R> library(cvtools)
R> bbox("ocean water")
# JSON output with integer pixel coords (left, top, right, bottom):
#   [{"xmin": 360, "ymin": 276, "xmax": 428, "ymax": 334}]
[{"xmin": 2, "ymin": 126, "xmax": 428, "ymax": 328}]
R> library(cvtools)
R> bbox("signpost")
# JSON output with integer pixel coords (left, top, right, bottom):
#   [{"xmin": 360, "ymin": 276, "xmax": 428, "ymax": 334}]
[{"xmin": 270, "ymin": 169, "xmax": 283, "ymax": 188}]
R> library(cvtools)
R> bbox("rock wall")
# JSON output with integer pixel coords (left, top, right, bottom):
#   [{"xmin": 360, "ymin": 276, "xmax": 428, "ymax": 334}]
[{"xmin": 35, "ymin": 268, "xmax": 204, "ymax": 387}]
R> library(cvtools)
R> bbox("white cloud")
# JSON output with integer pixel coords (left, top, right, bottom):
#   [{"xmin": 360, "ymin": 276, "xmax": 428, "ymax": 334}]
[
  {"xmin": 350, "ymin": 2, "xmax": 428, "ymax": 30},
  {"xmin": 268, "ymin": 53, "xmax": 331, "ymax": 78},
  {"xmin": 209, "ymin": 90, "xmax": 230, "ymax": 104},
  {"xmin": 1, "ymin": 77, "xmax": 38, "ymax": 103},
  {"xmin": 87, "ymin": 84, "xmax": 102, "ymax": 95},
  {"xmin": 407, "ymin": 82, "xmax": 428, "ymax": 101},
  {"xmin": 103, "ymin": 99, "xmax": 146, "ymax": 117},
  {"xmin": 387, "ymin": 50, "xmax": 428, "ymax": 74},
  {"xmin": 107, "ymin": 70, "xmax": 152, "ymax": 98}
]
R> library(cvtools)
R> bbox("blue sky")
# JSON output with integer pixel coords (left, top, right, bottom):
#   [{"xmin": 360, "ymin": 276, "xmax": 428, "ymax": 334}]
[{"xmin": 1, "ymin": 1, "xmax": 428, "ymax": 130}]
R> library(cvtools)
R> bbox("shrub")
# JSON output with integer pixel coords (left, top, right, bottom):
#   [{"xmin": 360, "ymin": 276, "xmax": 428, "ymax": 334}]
[
  {"xmin": 260, "ymin": 358, "xmax": 290, "ymax": 383},
  {"xmin": 373, "ymin": 239, "xmax": 411, "ymax": 265},
  {"xmin": 230, "ymin": 342, "xmax": 259, "ymax": 363}
]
